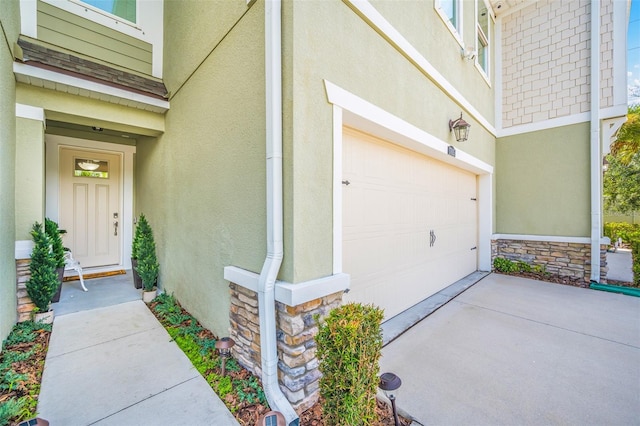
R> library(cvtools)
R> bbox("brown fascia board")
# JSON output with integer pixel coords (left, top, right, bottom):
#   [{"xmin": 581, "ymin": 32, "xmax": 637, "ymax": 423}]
[{"xmin": 17, "ymin": 37, "xmax": 168, "ymax": 100}]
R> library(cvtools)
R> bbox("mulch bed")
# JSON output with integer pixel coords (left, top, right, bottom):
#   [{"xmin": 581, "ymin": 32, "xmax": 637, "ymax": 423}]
[
  {"xmin": 498, "ymin": 271, "xmax": 589, "ymax": 288},
  {"xmin": 299, "ymin": 398, "xmax": 412, "ymax": 426},
  {"xmin": 0, "ymin": 326, "xmax": 51, "ymax": 421},
  {"xmin": 497, "ymin": 270, "xmax": 637, "ymax": 289}
]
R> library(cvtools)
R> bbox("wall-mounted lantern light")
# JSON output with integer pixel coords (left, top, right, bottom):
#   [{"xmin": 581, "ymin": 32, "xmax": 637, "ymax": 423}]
[{"xmin": 449, "ymin": 113, "xmax": 471, "ymax": 142}]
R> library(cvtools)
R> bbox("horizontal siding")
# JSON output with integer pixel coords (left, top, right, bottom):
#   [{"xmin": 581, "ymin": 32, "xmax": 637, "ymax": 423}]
[{"xmin": 37, "ymin": 1, "xmax": 152, "ymax": 75}]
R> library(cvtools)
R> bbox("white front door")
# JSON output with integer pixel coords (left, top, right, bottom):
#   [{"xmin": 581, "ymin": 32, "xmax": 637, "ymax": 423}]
[
  {"xmin": 59, "ymin": 147, "xmax": 121, "ymax": 268},
  {"xmin": 342, "ymin": 128, "xmax": 478, "ymax": 320}
]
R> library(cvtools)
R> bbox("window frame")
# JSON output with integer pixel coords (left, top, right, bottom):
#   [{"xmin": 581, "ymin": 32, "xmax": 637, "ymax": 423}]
[
  {"xmin": 42, "ymin": 0, "xmax": 143, "ymax": 36},
  {"xmin": 434, "ymin": 0, "xmax": 464, "ymax": 47},
  {"xmin": 475, "ymin": 0, "xmax": 492, "ymax": 84},
  {"xmin": 74, "ymin": 0, "xmax": 137, "ymax": 25}
]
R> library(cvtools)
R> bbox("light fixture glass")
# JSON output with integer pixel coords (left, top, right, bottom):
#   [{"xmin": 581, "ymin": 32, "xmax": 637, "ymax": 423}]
[
  {"xmin": 449, "ymin": 113, "xmax": 471, "ymax": 142},
  {"xmin": 379, "ymin": 372, "xmax": 402, "ymax": 426},
  {"xmin": 78, "ymin": 160, "xmax": 100, "ymax": 171}
]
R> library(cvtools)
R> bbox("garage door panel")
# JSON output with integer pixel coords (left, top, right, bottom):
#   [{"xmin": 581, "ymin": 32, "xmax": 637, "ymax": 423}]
[{"xmin": 343, "ymin": 128, "xmax": 478, "ymax": 320}]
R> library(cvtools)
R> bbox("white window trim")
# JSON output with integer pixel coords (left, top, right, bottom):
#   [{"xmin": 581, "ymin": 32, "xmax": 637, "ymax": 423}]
[
  {"xmin": 42, "ymin": 0, "xmax": 142, "ymax": 35},
  {"xmin": 474, "ymin": 0, "xmax": 492, "ymax": 86},
  {"xmin": 434, "ymin": 0, "xmax": 464, "ymax": 47}
]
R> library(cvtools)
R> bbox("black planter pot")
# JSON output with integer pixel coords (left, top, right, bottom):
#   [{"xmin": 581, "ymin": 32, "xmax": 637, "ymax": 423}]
[
  {"xmin": 131, "ymin": 258, "xmax": 143, "ymax": 289},
  {"xmin": 51, "ymin": 267, "xmax": 64, "ymax": 303}
]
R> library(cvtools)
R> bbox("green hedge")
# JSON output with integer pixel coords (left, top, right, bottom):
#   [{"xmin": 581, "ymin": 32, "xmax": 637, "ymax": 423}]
[
  {"xmin": 315, "ymin": 303, "xmax": 384, "ymax": 426},
  {"xmin": 633, "ymin": 240, "xmax": 640, "ymax": 286},
  {"xmin": 604, "ymin": 222, "xmax": 640, "ymax": 286},
  {"xmin": 603, "ymin": 222, "xmax": 640, "ymax": 244}
]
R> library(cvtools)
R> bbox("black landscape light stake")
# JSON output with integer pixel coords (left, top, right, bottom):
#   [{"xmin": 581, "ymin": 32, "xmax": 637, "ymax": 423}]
[
  {"xmin": 379, "ymin": 372, "xmax": 402, "ymax": 426},
  {"xmin": 215, "ymin": 337, "xmax": 235, "ymax": 377}
]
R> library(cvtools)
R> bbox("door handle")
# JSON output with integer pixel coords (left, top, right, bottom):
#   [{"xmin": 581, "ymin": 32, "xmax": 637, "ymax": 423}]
[
  {"xmin": 114, "ymin": 220, "xmax": 118, "ymax": 236},
  {"xmin": 429, "ymin": 230, "xmax": 436, "ymax": 247}
]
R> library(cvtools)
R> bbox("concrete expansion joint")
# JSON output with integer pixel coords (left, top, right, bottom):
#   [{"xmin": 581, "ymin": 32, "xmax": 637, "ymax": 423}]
[{"xmin": 89, "ymin": 376, "xmax": 201, "ymax": 425}]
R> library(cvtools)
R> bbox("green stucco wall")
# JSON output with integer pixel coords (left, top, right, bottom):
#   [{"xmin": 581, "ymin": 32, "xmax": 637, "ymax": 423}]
[
  {"xmin": 15, "ymin": 117, "xmax": 46, "ymax": 241},
  {"xmin": 496, "ymin": 123, "xmax": 591, "ymax": 237},
  {"xmin": 0, "ymin": 0, "xmax": 20, "ymax": 343},
  {"xmin": 135, "ymin": 0, "xmax": 263, "ymax": 335},
  {"xmin": 281, "ymin": 0, "xmax": 496, "ymax": 283}
]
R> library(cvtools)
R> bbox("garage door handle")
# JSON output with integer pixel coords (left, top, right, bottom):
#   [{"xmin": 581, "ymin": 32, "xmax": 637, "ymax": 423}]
[{"xmin": 430, "ymin": 230, "xmax": 436, "ymax": 247}]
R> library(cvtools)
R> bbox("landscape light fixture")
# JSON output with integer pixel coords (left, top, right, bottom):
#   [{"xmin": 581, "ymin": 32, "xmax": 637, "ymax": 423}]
[
  {"xmin": 449, "ymin": 113, "xmax": 471, "ymax": 142},
  {"xmin": 215, "ymin": 336, "xmax": 235, "ymax": 377},
  {"xmin": 379, "ymin": 372, "xmax": 402, "ymax": 426},
  {"xmin": 256, "ymin": 410, "xmax": 286, "ymax": 426}
]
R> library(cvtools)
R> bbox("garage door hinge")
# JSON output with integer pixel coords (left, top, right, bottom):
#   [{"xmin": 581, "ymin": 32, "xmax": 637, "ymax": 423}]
[
  {"xmin": 471, "ymin": 246, "xmax": 477, "ymax": 250},
  {"xmin": 470, "ymin": 197, "xmax": 477, "ymax": 201}
]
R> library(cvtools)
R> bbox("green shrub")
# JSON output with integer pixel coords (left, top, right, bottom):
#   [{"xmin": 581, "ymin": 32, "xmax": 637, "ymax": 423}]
[
  {"xmin": 516, "ymin": 260, "xmax": 532, "ymax": 273},
  {"xmin": 315, "ymin": 303, "xmax": 384, "ymax": 426},
  {"xmin": 632, "ymin": 240, "xmax": 640, "ymax": 286},
  {"xmin": 605, "ymin": 222, "xmax": 640, "ymax": 285},
  {"xmin": 134, "ymin": 214, "xmax": 159, "ymax": 291},
  {"xmin": 493, "ymin": 257, "xmax": 518, "ymax": 273},
  {"xmin": 44, "ymin": 218, "xmax": 66, "ymax": 269},
  {"xmin": 26, "ymin": 222, "xmax": 58, "ymax": 311},
  {"xmin": 604, "ymin": 222, "xmax": 640, "ymax": 244},
  {"xmin": 0, "ymin": 399, "xmax": 26, "ymax": 426}
]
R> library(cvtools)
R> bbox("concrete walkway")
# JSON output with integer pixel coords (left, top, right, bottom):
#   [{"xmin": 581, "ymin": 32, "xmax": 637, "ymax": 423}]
[
  {"xmin": 607, "ymin": 248, "xmax": 634, "ymax": 283},
  {"xmin": 39, "ymin": 284, "xmax": 238, "ymax": 425},
  {"xmin": 381, "ymin": 273, "xmax": 640, "ymax": 426}
]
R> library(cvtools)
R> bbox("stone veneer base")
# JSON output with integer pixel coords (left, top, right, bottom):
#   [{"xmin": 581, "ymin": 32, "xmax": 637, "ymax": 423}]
[
  {"xmin": 16, "ymin": 259, "xmax": 36, "ymax": 322},
  {"xmin": 229, "ymin": 282, "xmax": 343, "ymax": 413},
  {"xmin": 491, "ymin": 239, "xmax": 607, "ymax": 283}
]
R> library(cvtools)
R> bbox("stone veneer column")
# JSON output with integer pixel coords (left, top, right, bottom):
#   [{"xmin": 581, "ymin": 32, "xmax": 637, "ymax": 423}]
[
  {"xmin": 16, "ymin": 259, "xmax": 35, "ymax": 322},
  {"xmin": 228, "ymin": 282, "xmax": 343, "ymax": 413},
  {"xmin": 491, "ymin": 240, "xmax": 608, "ymax": 283}
]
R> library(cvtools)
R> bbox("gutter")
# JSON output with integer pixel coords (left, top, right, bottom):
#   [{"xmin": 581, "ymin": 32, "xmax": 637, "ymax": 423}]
[
  {"xmin": 589, "ymin": 0, "xmax": 602, "ymax": 283},
  {"xmin": 259, "ymin": 1, "xmax": 300, "ymax": 425}
]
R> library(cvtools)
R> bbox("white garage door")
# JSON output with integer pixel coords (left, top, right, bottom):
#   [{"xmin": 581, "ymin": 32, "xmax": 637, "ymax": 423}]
[{"xmin": 342, "ymin": 128, "xmax": 478, "ymax": 320}]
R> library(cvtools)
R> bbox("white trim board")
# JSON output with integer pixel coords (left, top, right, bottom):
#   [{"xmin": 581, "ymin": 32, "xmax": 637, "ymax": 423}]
[
  {"xmin": 341, "ymin": 0, "xmax": 495, "ymax": 136},
  {"xmin": 224, "ymin": 266, "xmax": 350, "ymax": 307},
  {"xmin": 498, "ymin": 113, "xmax": 590, "ymax": 137},
  {"xmin": 13, "ymin": 62, "xmax": 169, "ymax": 113},
  {"xmin": 16, "ymin": 104, "xmax": 45, "ymax": 122},
  {"xmin": 492, "ymin": 234, "xmax": 611, "ymax": 245},
  {"xmin": 324, "ymin": 79, "xmax": 493, "ymax": 276},
  {"xmin": 15, "ymin": 240, "xmax": 34, "ymax": 260}
]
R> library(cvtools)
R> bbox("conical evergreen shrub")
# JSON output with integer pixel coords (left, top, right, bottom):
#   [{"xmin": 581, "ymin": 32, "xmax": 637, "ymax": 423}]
[
  {"xmin": 135, "ymin": 214, "xmax": 159, "ymax": 291},
  {"xmin": 44, "ymin": 218, "xmax": 65, "ymax": 269},
  {"xmin": 26, "ymin": 222, "xmax": 58, "ymax": 312}
]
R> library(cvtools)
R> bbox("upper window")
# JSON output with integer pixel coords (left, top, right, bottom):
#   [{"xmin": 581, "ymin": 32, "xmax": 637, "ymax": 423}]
[
  {"xmin": 77, "ymin": 0, "xmax": 136, "ymax": 23},
  {"xmin": 435, "ymin": 0, "xmax": 463, "ymax": 43},
  {"xmin": 476, "ymin": 0, "xmax": 491, "ymax": 78}
]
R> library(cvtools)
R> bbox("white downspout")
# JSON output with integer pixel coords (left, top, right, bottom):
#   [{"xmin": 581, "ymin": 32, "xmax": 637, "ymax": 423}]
[
  {"xmin": 589, "ymin": 0, "xmax": 601, "ymax": 283},
  {"xmin": 260, "ymin": 1, "xmax": 299, "ymax": 425}
]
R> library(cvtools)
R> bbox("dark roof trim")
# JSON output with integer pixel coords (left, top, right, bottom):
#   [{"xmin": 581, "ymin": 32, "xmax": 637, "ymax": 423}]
[{"xmin": 17, "ymin": 37, "xmax": 168, "ymax": 99}]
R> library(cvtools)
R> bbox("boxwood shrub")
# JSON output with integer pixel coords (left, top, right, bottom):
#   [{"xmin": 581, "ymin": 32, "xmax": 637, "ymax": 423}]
[{"xmin": 315, "ymin": 303, "xmax": 384, "ymax": 426}]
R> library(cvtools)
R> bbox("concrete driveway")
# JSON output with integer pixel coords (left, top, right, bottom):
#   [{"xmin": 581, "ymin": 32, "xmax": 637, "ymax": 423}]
[{"xmin": 380, "ymin": 273, "xmax": 640, "ymax": 426}]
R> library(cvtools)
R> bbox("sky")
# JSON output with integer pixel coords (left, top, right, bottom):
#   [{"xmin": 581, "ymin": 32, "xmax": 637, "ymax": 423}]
[{"xmin": 630, "ymin": 0, "xmax": 640, "ymax": 105}]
